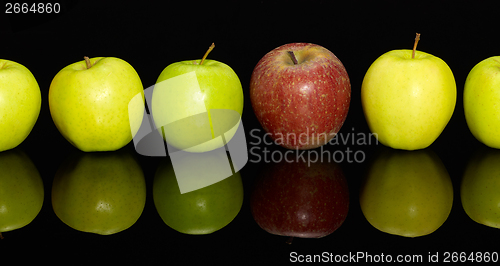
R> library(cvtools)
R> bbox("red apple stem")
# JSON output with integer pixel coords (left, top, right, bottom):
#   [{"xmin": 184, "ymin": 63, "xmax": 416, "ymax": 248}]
[
  {"xmin": 288, "ymin": 51, "xmax": 298, "ymax": 65},
  {"xmin": 286, "ymin": 236, "xmax": 294, "ymax": 244},
  {"xmin": 412, "ymin": 33, "xmax": 421, "ymax": 59},
  {"xmin": 84, "ymin": 56, "xmax": 92, "ymax": 69},
  {"xmin": 199, "ymin": 43, "xmax": 215, "ymax": 65}
]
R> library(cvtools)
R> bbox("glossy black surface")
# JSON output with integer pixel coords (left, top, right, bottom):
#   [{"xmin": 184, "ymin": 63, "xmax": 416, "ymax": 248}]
[{"xmin": 2, "ymin": 1, "xmax": 499, "ymax": 264}]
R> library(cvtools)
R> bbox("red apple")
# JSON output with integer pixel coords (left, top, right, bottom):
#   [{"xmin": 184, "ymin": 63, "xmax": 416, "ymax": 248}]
[
  {"xmin": 250, "ymin": 43, "xmax": 351, "ymax": 150},
  {"xmin": 250, "ymin": 160, "xmax": 349, "ymax": 241}
]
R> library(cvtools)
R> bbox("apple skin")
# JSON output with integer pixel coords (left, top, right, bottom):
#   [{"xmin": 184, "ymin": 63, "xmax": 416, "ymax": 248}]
[
  {"xmin": 250, "ymin": 160, "xmax": 349, "ymax": 239},
  {"xmin": 249, "ymin": 43, "xmax": 351, "ymax": 150},
  {"xmin": 152, "ymin": 59, "xmax": 243, "ymax": 153},
  {"xmin": 49, "ymin": 57, "xmax": 145, "ymax": 152},
  {"xmin": 153, "ymin": 153, "xmax": 244, "ymax": 234},
  {"xmin": 0, "ymin": 59, "xmax": 41, "ymax": 152},
  {"xmin": 461, "ymin": 147, "xmax": 500, "ymax": 228},
  {"xmin": 361, "ymin": 50, "xmax": 456, "ymax": 150},
  {"xmin": 52, "ymin": 149, "xmax": 146, "ymax": 235},
  {"xmin": 360, "ymin": 148, "xmax": 453, "ymax": 237},
  {"xmin": 464, "ymin": 56, "xmax": 500, "ymax": 148},
  {"xmin": 0, "ymin": 148, "xmax": 43, "ymax": 237}
]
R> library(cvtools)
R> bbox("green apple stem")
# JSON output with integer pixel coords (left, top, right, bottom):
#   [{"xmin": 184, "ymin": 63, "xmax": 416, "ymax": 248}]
[
  {"xmin": 412, "ymin": 33, "xmax": 421, "ymax": 59},
  {"xmin": 0, "ymin": 232, "xmax": 3, "ymax": 240},
  {"xmin": 288, "ymin": 51, "xmax": 298, "ymax": 65},
  {"xmin": 84, "ymin": 56, "xmax": 92, "ymax": 69},
  {"xmin": 286, "ymin": 236, "xmax": 294, "ymax": 244},
  {"xmin": 199, "ymin": 43, "xmax": 215, "ymax": 65}
]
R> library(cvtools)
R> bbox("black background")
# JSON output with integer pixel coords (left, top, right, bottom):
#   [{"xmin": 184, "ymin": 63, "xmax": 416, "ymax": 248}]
[{"xmin": 2, "ymin": 0, "xmax": 499, "ymax": 264}]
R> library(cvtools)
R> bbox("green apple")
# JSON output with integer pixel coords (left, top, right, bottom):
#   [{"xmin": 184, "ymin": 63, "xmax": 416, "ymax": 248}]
[
  {"xmin": 360, "ymin": 148, "xmax": 453, "ymax": 237},
  {"xmin": 461, "ymin": 147, "xmax": 500, "ymax": 228},
  {"xmin": 0, "ymin": 148, "xmax": 43, "ymax": 239},
  {"xmin": 52, "ymin": 149, "xmax": 146, "ymax": 235},
  {"xmin": 153, "ymin": 152, "xmax": 244, "ymax": 234},
  {"xmin": 464, "ymin": 56, "xmax": 500, "ymax": 148},
  {"xmin": 49, "ymin": 57, "xmax": 145, "ymax": 152},
  {"xmin": 0, "ymin": 59, "xmax": 41, "ymax": 152},
  {"xmin": 361, "ymin": 34, "xmax": 456, "ymax": 150},
  {"xmin": 152, "ymin": 44, "xmax": 243, "ymax": 153}
]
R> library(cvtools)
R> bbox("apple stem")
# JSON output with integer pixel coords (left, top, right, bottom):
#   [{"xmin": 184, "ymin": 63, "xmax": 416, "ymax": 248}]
[
  {"xmin": 288, "ymin": 51, "xmax": 298, "ymax": 65},
  {"xmin": 199, "ymin": 43, "xmax": 215, "ymax": 65},
  {"xmin": 412, "ymin": 33, "xmax": 421, "ymax": 59},
  {"xmin": 0, "ymin": 232, "xmax": 3, "ymax": 240},
  {"xmin": 286, "ymin": 236, "xmax": 294, "ymax": 244},
  {"xmin": 84, "ymin": 56, "xmax": 92, "ymax": 69}
]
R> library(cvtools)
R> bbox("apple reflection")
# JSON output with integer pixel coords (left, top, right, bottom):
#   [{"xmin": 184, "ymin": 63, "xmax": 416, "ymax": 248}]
[
  {"xmin": 461, "ymin": 147, "xmax": 500, "ymax": 229},
  {"xmin": 0, "ymin": 148, "xmax": 43, "ymax": 239},
  {"xmin": 360, "ymin": 147, "xmax": 453, "ymax": 237},
  {"xmin": 250, "ymin": 159, "xmax": 349, "ymax": 241},
  {"xmin": 51, "ymin": 149, "xmax": 146, "ymax": 235},
  {"xmin": 153, "ymin": 152, "xmax": 244, "ymax": 235}
]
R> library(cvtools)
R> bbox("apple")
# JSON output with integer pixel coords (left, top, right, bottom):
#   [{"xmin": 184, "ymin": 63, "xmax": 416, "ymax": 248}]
[
  {"xmin": 359, "ymin": 147, "xmax": 453, "ymax": 237},
  {"xmin": 250, "ymin": 160, "xmax": 349, "ymax": 242},
  {"xmin": 249, "ymin": 42, "xmax": 351, "ymax": 150},
  {"xmin": 461, "ymin": 147, "xmax": 500, "ymax": 228},
  {"xmin": 152, "ymin": 43, "xmax": 244, "ymax": 153},
  {"xmin": 153, "ymin": 152, "xmax": 244, "ymax": 234},
  {"xmin": 52, "ymin": 149, "xmax": 146, "ymax": 235},
  {"xmin": 49, "ymin": 56, "xmax": 145, "ymax": 152},
  {"xmin": 464, "ymin": 56, "xmax": 500, "ymax": 148},
  {"xmin": 0, "ymin": 148, "xmax": 43, "ymax": 239},
  {"xmin": 361, "ymin": 33, "xmax": 456, "ymax": 150},
  {"xmin": 0, "ymin": 59, "xmax": 41, "ymax": 152}
]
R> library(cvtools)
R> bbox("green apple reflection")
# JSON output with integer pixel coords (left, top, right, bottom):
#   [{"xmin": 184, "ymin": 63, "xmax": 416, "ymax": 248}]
[
  {"xmin": 360, "ymin": 148, "xmax": 453, "ymax": 237},
  {"xmin": 0, "ymin": 148, "xmax": 43, "ymax": 239},
  {"xmin": 153, "ymin": 152, "xmax": 243, "ymax": 235},
  {"xmin": 461, "ymin": 147, "xmax": 500, "ymax": 228},
  {"xmin": 52, "ymin": 149, "xmax": 146, "ymax": 235}
]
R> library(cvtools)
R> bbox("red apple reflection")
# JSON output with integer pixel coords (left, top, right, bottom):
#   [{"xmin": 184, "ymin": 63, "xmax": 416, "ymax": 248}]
[{"xmin": 250, "ymin": 159, "xmax": 349, "ymax": 241}]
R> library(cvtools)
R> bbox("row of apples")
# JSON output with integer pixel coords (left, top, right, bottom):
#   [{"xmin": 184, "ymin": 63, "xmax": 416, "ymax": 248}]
[{"xmin": 3, "ymin": 36, "xmax": 500, "ymax": 155}]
